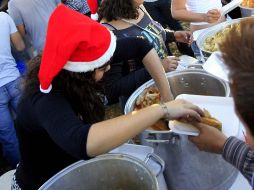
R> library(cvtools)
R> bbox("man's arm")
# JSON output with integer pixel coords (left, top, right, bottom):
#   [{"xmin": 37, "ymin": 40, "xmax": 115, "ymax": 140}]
[
  {"xmin": 8, "ymin": 1, "xmax": 26, "ymax": 38},
  {"xmin": 6, "ymin": 11, "xmax": 25, "ymax": 51},
  {"xmin": 189, "ymin": 123, "xmax": 254, "ymax": 184},
  {"xmin": 16, "ymin": 24, "xmax": 26, "ymax": 38},
  {"xmin": 10, "ymin": 31, "xmax": 25, "ymax": 51},
  {"xmin": 223, "ymin": 136, "xmax": 254, "ymax": 183}
]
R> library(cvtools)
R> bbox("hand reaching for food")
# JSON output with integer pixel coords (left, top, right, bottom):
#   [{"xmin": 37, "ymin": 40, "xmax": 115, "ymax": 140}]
[
  {"xmin": 164, "ymin": 99, "xmax": 204, "ymax": 121},
  {"xmin": 161, "ymin": 56, "xmax": 179, "ymax": 72},
  {"xmin": 174, "ymin": 31, "xmax": 193, "ymax": 45}
]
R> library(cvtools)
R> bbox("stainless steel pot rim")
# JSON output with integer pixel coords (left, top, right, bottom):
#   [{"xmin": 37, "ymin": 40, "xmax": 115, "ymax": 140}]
[
  {"xmin": 239, "ymin": 5, "xmax": 254, "ymax": 10},
  {"xmin": 143, "ymin": 129, "xmax": 171, "ymax": 134},
  {"xmin": 196, "ymin": 18, "xmax": 247, "ymax": 55},
  {"xmin": 124, "ymin": 69, "xmax": 230, "ymax": 135},
  {"xmin": 39, "ymin": 154, "xmax": 159, "ymax": 190},
  {"xmin": 124, "ymin": 69, "xmax": 230, "ymax": 115}
]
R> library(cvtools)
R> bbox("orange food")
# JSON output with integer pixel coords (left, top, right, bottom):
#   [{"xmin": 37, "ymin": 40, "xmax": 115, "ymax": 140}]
[
  {"xmin": 241, "ymin": 0, "xmax": 254, "ymax": 8},
  {"xmin": 134, "ymin": 87, "xmax": 160, "ymax": 110},
  {"xmin": 201, "ymin": 109, "xmax": 222, "ymax": 131},
  {"xmin": 148, "ymin": 120, "xmax": 168, "ymax": 131},
  {"xmin": 135, "ymin": 87, "xmax": 168, "ymax": 131}
]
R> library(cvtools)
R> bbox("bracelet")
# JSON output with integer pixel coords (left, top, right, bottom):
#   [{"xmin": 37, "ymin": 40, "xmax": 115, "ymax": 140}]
[{"xmin": 160, "ymin": 102, "xmax": 170, "ymax": 120}]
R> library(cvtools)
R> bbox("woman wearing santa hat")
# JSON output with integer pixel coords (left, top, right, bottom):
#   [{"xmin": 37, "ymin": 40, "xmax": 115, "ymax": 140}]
[{"xmin": 11, "ymin": 4, "xmax": 203, "ymax": 190}]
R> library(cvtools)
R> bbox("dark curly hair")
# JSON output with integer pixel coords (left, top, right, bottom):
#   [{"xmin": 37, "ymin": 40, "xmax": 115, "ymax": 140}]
[
  {"xmin": 22, "ymin": 55, "xmax": 105, "ymax": 124},
  {"xmin": 220, "ymin": 18, "xmax": 254, "ymax": 135},
  {"xmin": 98, "ymin": 0, "xmax": 138, "ymax": 21}
]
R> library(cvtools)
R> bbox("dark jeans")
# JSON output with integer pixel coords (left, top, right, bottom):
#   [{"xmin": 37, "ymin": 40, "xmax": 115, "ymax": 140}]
[
  {"xmin": 0, "ymin": 78, "xmax": 21, "ymax": 168},
  {"xmin": 144, "ymin": 0, "xmax": 194, "ymax": 56}
]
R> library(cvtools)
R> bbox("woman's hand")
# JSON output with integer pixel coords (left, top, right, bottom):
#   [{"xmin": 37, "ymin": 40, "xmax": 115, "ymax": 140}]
[
  {"xmin": 161, "ymin": 56, "xmax": 179, "ymax": 72},
  {"xmin": 188, "ymin": 123, "xmax": 227, "ymax": 154},
  {"xmin": 174, "ymin": 31, "xmax": 193, "ymax": 44},
  {"xmin": 165, "ymin": 99, "xmax": 204, "ymax": 121},
  {"xmin": 205, "ymin": 9, "xmax": 221, "ymax": 23}
]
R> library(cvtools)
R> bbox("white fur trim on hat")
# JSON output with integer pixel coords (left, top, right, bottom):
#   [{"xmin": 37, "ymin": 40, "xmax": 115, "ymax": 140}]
[
  {"xmin": 91, "ymin": 13, "xmax": 98, "ymax": 20},
  {"xmin": 40, "ymin": 84, "xmax": 52, "ymax": 93},
  {"xmin": 63, "ymin": 31, "xmax": 116, "ymax": 72}
]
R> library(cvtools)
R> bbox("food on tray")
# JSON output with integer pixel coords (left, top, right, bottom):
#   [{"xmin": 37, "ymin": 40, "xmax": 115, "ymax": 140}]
[
  {"xmin": 171, "ymin": 108, "xmax": 222, "ymax": 133},
  {"xmin": 148, "ymin": 120, "xmax": 168, "ymax": 131},
  {"xmin": 241, "ymin": 0, "xmax": 254, "ymax": 8},
  {"xmin": 203, "ymin": 23, "xmax": 240, "ymax": 52},
  {"xmin": 134, "ymin": 87, "xmax": 161, "ymax": 110},
  {"xmin": 201, "ymin": 109, "xmax": 222, "ymax": 131},
  {"xmin": 134, "ymin": 87, "xmax": 168, "ymax": 131}
]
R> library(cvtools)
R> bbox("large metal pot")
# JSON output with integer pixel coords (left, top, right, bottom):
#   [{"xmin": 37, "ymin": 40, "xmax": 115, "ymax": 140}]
[
  {"xmin": 196, "ymin": 18, "xmax": 246, "ymax": 61},
  {"xmin": 124, "ymin": 69, "xmax": 238, "ymax": 190},
  {"xmin": 125, "ymin": 69, "xmax": 230, "ymax": 111},
  {"xmin": 240, "ymin": 5, "xmax": 254, "ymax": 17},
  {"xmin": 125, "ymin": 69, "xmax": 230, "ymax": 143},
  {"xmin": 39, "ymin": 154, "xmax": 159, "ymax": 190}
]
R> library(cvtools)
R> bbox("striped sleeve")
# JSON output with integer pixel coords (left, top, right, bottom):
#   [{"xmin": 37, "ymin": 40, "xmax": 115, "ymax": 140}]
[{"xmin": 222, "ymin": 136, "xmax": 254, "ymax": 183}]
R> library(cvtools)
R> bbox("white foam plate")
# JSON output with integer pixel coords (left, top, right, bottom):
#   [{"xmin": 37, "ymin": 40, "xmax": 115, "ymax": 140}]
[
  {"xmin": 169, "ymin": 94, "xmax": 240, "ymax": 137},
  {"xmin": 193, "ymin": 28, "xmax": 209, "ymax": 41},
  {"xmin": 202, "ymin": 51, "xmax": 230, "ymax": 82}
]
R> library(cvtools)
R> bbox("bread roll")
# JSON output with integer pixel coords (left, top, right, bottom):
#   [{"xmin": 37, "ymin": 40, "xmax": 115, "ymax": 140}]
[
  {"xmin": 149, "ymin": 120, "xmax": 168, "ymax": 131},
  {"xmin": 201, "ymin": 109, "xmax": 222, "ymax": 131}
]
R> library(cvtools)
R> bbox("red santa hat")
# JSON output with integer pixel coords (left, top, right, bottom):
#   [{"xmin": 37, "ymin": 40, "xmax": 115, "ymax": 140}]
[
  {"xmin": 87, "ymin": 0, "xmax": 99, "ymax": 20},
  {"xmin": 38, "ymin": 4, "xmax": 116, "ymax": 93}
]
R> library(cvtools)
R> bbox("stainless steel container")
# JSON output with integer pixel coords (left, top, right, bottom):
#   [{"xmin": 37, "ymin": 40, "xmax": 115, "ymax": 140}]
[
  {"xmin": 150, "ymin": 136, "xmax": 238, "ymax": 190},
  {"xmin": 125, "ymin": 69, "xmax": 230, "ymax": 143},
  {"xmin": 239, "ymin": 5, "xmax": 254, "ymax": 17},
  {"xmin": 196, "ymin": 18, "xmax": 245, "ymax": 61},
  {"xmin": 110, "ymin": 143, "xmax": 168, "ymax": 190},
  {"xmin": 39, "ymin": 154, "xmax": 159, "ymax": 190},
  {"xmin": 124, "ymin": 69, "xmax": 238, "ymax": 190}
]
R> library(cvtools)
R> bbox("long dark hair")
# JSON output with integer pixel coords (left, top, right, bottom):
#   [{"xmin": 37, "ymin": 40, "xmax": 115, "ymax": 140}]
[
  {"xmin": 98, "ymin": 0, "xmax": 138, "ymax": 21},
  {"xmin": 23, "ymin": 55, "xmax": 105, "ymax": 124}
]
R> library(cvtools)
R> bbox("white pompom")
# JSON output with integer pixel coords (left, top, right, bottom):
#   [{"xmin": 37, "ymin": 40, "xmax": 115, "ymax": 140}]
[
  {"xmin": 91, "ymin": 13, "xmax": 98, "ymax": 20},
  {"xmin": 40, "ymin": 84, "xmax": 52, "ymax": 93}
]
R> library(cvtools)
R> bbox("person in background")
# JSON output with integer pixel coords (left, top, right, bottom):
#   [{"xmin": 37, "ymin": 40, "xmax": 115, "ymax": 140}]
[
  {"xmin": 98, "ymin": 0, "xmax": 193, "ymax": 104},
  {"xmin": 59, "ymin": 0, "xmax": 174, "ymax": 106},
  {"xmin": 189, "ymin": 18, "xmax": 254, "ymax": 186},
  {"xmin": 61, "ymin": 0, "xmax": 91, "ymax": 16},
  {"xmin": 11, "ymin": 5, "xmax": 203, "ymax": 189},
  {"xmin": 171, "ymin": 0, "xmax": 225, "ymax": 60},
  {"xmin": 8, "ymin": 0, "xmax": 61, "ymax": 55},
  {"xmin": 143, "ymin": 0, "xmax": 194, "ymax": 57},
  {"xmin": 0, "ymin": 11, "xmax": 25, "ymax": 168}
]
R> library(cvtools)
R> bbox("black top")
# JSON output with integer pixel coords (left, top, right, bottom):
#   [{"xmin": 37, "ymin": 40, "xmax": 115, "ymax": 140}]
[
  {"xmin": 15, "ymin": 37, "xmax": 153, "ymax": 190},
  {"xmin": 103, "ymin": 9, "xmax": 175, "ymax": 60},
  {"xmin": 113, "ymin": 36, "xmax": 153, "ymax": 63},
  {"xmin": 15, "ymin": 91, "xmax": 91, "ymax": 190}
]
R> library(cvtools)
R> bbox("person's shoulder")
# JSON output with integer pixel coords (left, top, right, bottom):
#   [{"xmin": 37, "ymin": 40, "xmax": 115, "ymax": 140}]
[
  {"xmin": 8, "ymin": 0, "xmax": 20, "ymax": 9},
  {"xmin": 24, "ymin": 89, "xmax": 64, "ymax": 102},
  {"xmin": 0, "ymin": 11, "xmax": 10, "ymax": 18},
  {"xmin": 0, "ymin": 12, "xmax": 13, "ymax": 24},
  {"xmin": 8, "ymin": 0, "xmax": 19, "ymax": 5}
]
